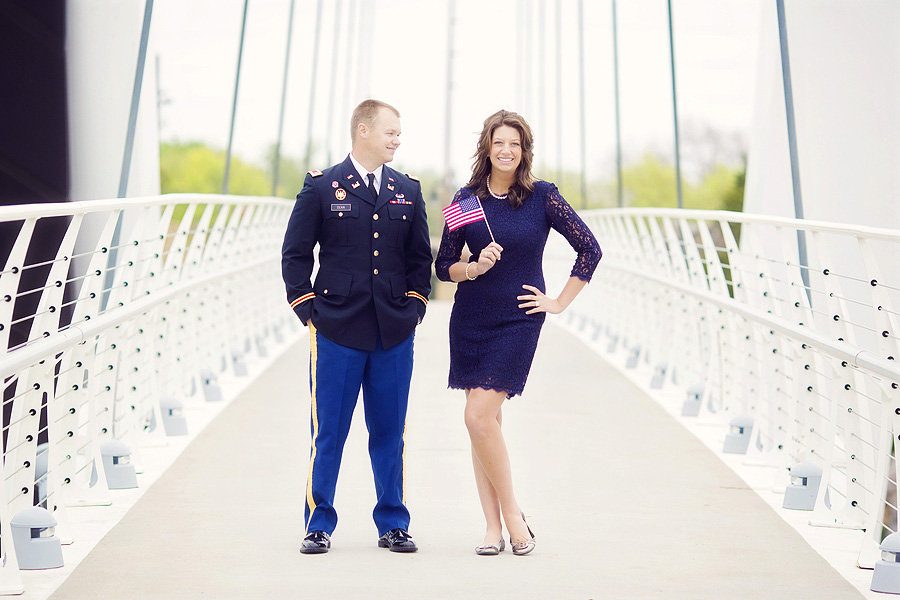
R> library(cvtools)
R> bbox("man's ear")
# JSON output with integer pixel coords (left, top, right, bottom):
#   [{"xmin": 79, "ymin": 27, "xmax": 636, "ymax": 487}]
[{"xmin": 357, "ymin": 122, "xmax": 368, "ymax": 139}]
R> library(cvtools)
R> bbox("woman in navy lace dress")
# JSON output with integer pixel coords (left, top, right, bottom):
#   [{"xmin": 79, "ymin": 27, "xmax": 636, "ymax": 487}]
[{"xmin": 435, "ymin": 110, "xmax": 601, "ymax": 556}]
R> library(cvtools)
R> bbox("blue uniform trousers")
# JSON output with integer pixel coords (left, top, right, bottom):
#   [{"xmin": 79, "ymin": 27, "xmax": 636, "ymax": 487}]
[{"xmin": 305, "ymin": 324, "xmax": 413, "ymax": 536}]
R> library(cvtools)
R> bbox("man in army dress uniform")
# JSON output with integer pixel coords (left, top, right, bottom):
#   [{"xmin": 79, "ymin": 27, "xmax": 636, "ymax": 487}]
[{"xmin": 282, "ymin": 99, "xmax": 432, "ymax": 554}]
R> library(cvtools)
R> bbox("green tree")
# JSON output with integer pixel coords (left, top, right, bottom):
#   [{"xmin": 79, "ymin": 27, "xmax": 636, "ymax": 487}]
[
  {"xmin": 601, "ymin": 152, "xmax": 745, "ymax": 212},
  {"xmin": 265, "ymin": 143, "xmax": 325, "ymax": 199},
  {"xmin": 553, "ymin": 170, "xmax": 590, "ymax": 210},
  {"xmin": 686, "ymin": 163, "xmax": 744, "ymax": 211},
  {"xmin": 719, "ymin": 161, "xmax": 746, "ymax": 213},
  {"xmin": 160, "ymin": 141, "xmax": 271, "ymax": 196},
  {"xmin": 620, "ymin": 153, "xmax": 679, "ymax": 208}
]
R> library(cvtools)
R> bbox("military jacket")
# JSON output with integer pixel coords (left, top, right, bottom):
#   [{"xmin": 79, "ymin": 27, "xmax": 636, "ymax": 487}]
[{"xmin": 281, "ymin": 156, "xmax": 433, "ymax": 351}]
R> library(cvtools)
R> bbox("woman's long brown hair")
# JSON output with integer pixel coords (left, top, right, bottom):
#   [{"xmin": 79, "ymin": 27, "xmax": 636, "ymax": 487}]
[{"xmin": 465, "ymin": 110, "xmax": 535, "ymax": 208}]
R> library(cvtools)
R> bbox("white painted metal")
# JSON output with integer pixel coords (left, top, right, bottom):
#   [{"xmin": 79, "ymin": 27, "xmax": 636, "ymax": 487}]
[
  {"xmin": 66, "ymin": 1, "xmax": 160, "ymax": 201},
  {"xmin": 745, "ymin": 1, "xmax": 900, "ymax": 229},
  {"xmin": 546, "ymin": 207, "xmax": 900, "ymax": 573},
  {"xmin": 0, "ymin": 195, "xmax": 296, "ymax": 592}
]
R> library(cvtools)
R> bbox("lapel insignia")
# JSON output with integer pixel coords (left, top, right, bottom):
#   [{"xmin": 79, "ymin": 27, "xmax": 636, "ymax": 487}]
[
  {"xmin": 335, "ymin": 188, "xmax": 347, "ymax": 200},
  {"xmin": 351, "ymin": 181, "xmax": 361, "ymax": 189},
  {"xmin": 388, "ymin": 176, "xmax": 395, "ymax": 182},
  {"xmin": 387, "ymin": 184, "xmax": 395, "ymax": 191},
  {"xmin": 346, "ymin": 174, "xmax": 354, "ymax": 180},
  {"xmin": 331, "ymin": 181, "xmax": 339, "ymax": 188}
]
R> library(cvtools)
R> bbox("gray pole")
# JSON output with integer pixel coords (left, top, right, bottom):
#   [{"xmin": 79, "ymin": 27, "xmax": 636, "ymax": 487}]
[
  {"xmin": 342, "ymin": 0, "xmax": 359, "ymax": 127},
  {"xmin": 612, "ymin": 0, "xmax": 623, "ymax": 207},
  {"xmin": 667, "ymin": 0, "xmax": 684, "ymax": 209},
  {"xmin": 352, "ymin": 0, "xmax": 363, "ymax": 101},
  {"xmin": 516, "ymin": 0, "xmax": 523, "ymax": 109},
  {"xmin": 325, "ymin": 0, "xmax": 344, "ymax": 165},
  {"xmin": 360, "ymin": 0, "xmax": 374, "ymax": 98},
  {"xmin": 108, "ymin": 0, "xmax": 153, "ymax": 310},
  {"xmin": 555, "ymin": 0, "xmax": 563, "ymax": 185},
  {"xmin": 776, "ymin": 0, "xmax": 811, "ymax": 298},
  {"xmin": 538, "ymin": 0, "xmax": 546, "ymax": 173},
  {"xmin": 223, "ymin": 0, "xmax": 249, "ymax": 195},
  {"xmin": 118, "ymin": 0, "xmax": 154, "ymax": 198},
  {"xmin": 154, "ymin": 53, "xmax": 163, "ymax": 146},
  {"xmin": 443, "ymin": 0, "xmax": 456, "ymax": 194},
  {"xmin": 304, "ymin": 0, "xmax": 324, "ymax": 173},
  {"xmin": 524, "ymin": 0, "xmax": 532, "ymax": 118},
  {"xmin": 577, "ymin": 0, "xmax": 587, "ymax": 207},
  {"xmin": 272, "ymin": 0, "xmax": 296, "ymax": 197}
]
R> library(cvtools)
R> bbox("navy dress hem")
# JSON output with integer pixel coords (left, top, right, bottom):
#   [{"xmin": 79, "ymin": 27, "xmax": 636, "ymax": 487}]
[{"xmin": 447, "ymin": 382, "xmax": 523, "ymax": 400}]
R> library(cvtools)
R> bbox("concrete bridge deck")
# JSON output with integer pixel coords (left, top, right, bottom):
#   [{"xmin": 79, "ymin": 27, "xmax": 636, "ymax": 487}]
[{"xmin": 44, "ymin": 302, "xmax": 865, "ymax": 599}]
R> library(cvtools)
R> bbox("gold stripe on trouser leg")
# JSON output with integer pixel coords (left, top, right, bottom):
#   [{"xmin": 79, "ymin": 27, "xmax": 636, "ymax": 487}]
[
  {"xmin": 401, "ymin": 418, "xmax": 407, "ymax": 505},
  {"xmin": 305, "ymin": 323, "xmax": 319, "ymax": 530}
]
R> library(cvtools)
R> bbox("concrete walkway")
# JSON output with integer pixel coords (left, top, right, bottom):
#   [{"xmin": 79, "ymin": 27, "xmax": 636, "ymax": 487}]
[{"xmin": 49, "ymin": 302, "xmax": 864, "ymax": 600}]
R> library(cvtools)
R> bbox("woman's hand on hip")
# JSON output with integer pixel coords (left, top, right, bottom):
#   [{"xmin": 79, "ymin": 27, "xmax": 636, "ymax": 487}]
[
  {"xmin": 517, "ymin": 284, "xmax": 563, "ymax": 315},
  {"xmin": 475, "ymin": 242, "xmax": 503, "ymax": 276}
]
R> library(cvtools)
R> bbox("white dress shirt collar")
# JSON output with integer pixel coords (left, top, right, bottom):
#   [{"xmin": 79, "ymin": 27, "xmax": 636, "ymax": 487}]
[{"xmin": 348, "ymin": 153, "xmax": 383, "ymax": 192}]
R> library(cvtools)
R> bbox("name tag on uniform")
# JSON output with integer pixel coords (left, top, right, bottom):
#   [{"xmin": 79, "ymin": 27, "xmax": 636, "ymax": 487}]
[{"xmin": 331, "ymin": 203, "xmax": 351, "ymax": 211}]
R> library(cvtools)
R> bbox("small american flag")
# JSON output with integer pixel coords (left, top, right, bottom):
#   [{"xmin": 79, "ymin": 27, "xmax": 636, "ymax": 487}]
[{"xmin": 442, "ymin": 196, "xmax": 486, "ymax": 231}]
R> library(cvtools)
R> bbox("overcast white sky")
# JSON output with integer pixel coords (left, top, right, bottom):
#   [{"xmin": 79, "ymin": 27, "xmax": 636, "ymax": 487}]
[{"xmin": 150, "ymin": 0, "xmax": 763, "ymax": 187}]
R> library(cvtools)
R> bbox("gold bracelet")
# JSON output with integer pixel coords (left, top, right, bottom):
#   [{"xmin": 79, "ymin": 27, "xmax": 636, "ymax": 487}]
[{"xmin": 465, "ymin": 262, "xmax": 477, "ymax": 281}]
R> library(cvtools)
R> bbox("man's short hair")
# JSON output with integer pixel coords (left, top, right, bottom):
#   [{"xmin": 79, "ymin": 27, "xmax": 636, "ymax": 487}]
[{"xmin": 351, "ymin": 99, "xmax": 400, "ymax": 142}]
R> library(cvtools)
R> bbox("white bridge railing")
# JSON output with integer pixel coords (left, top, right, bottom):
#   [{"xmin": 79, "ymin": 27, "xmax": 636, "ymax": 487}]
[
  {"xmin": 0, "ymin": 195, "xmax": 296, "ymax": 593},
  {"xmin": 546, "ymin": 208, "xmax": 899, "ymax": 577},
  {"xmin": 4, "ymin": 198, "xmax": 897, "ymax": 591}
]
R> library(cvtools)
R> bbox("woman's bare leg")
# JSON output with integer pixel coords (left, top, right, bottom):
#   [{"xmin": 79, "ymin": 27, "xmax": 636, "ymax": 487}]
[
  {"xmin": 468, "ymin": 390, "xmax": 503, "ymax": 545},
  {"xmin": 465, "ymin": 388, "xmax": 531, "ymax": 543}
]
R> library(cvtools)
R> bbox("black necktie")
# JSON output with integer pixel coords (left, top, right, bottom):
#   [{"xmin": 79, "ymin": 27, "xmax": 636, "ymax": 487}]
[{"xmin": 367, "ymin": 173, "xmax": 378, "ymax": 202}]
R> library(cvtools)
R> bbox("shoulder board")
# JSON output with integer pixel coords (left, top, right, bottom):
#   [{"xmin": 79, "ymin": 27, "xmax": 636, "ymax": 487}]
[
  {"xmin": 308, "ymin": 170, "xmax": 323, "ymax": 177},
  {"xmin": 405, "ymin": 173, "xmax": 419, "ymax": 182}
]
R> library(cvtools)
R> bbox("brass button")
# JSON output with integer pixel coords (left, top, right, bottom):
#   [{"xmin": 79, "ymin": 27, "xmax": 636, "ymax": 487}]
[
  {"xmin": 373, "ymin": 268, "xmax": 379, "ymax": 275},
  {"xmin": 338, "ymin": 212, "xmax": 343, "ymax": 217},
  {"xmin": 373, "ymin": 232, "xmax": 379, "ymax": 239},
  {"xmin": 402, "ymin": 215, "xmax": 407, "ymax": 220},
  {"xmin": 373, "ymin": 250, "xmax": 379, "ymax": 257},
  {"xmin": 323, "ymin": 289, "xmax": 329, "ymax": 294},
  {"xmin": 373, "ymin": 214, "xmax": 379, "ymax": 221}
]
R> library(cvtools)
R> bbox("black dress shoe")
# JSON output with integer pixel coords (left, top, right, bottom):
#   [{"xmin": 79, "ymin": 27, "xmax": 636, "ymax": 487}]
[
  {"xmin": 377, "ymin": 528, "xmax": 418, "ymax": 553},
  {"xmin": 300, "ymin": 530, "xmax": 331, "ymax": 554}
]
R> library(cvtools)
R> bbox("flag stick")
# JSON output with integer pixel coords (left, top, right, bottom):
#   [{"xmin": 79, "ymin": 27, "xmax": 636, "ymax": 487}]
[
  {"xmin": 477, "ymin": 197, "xmax": 496, "ymax": 243},
  {"xmin": 484, "ymin": 215, "xmax": 496, "ymax": 244}
]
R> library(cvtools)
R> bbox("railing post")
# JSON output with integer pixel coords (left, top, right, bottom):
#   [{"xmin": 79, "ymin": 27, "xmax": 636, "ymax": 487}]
[{"xmin": 0, "ymin": 195, "xmax": 297, "ymax": 593}]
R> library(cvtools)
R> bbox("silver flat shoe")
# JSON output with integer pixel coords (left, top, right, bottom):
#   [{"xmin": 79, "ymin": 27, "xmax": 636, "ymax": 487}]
[
  {"xmin": 475, "ymin": 537, "xmax": 505, "ymax": 556},
  {"xmin": 511, "ymin": 512, "xmax": 535, "ymax": 556}
]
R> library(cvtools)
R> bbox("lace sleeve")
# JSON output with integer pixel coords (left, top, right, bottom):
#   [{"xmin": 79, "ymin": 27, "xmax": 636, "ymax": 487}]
[
  {"xmin": 434, "ymin": 189, "xmax": 468, "ymax": 282},
  {"xmin": 545, "ymin": 183, "xmax": 602, "ymax": 282}
]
